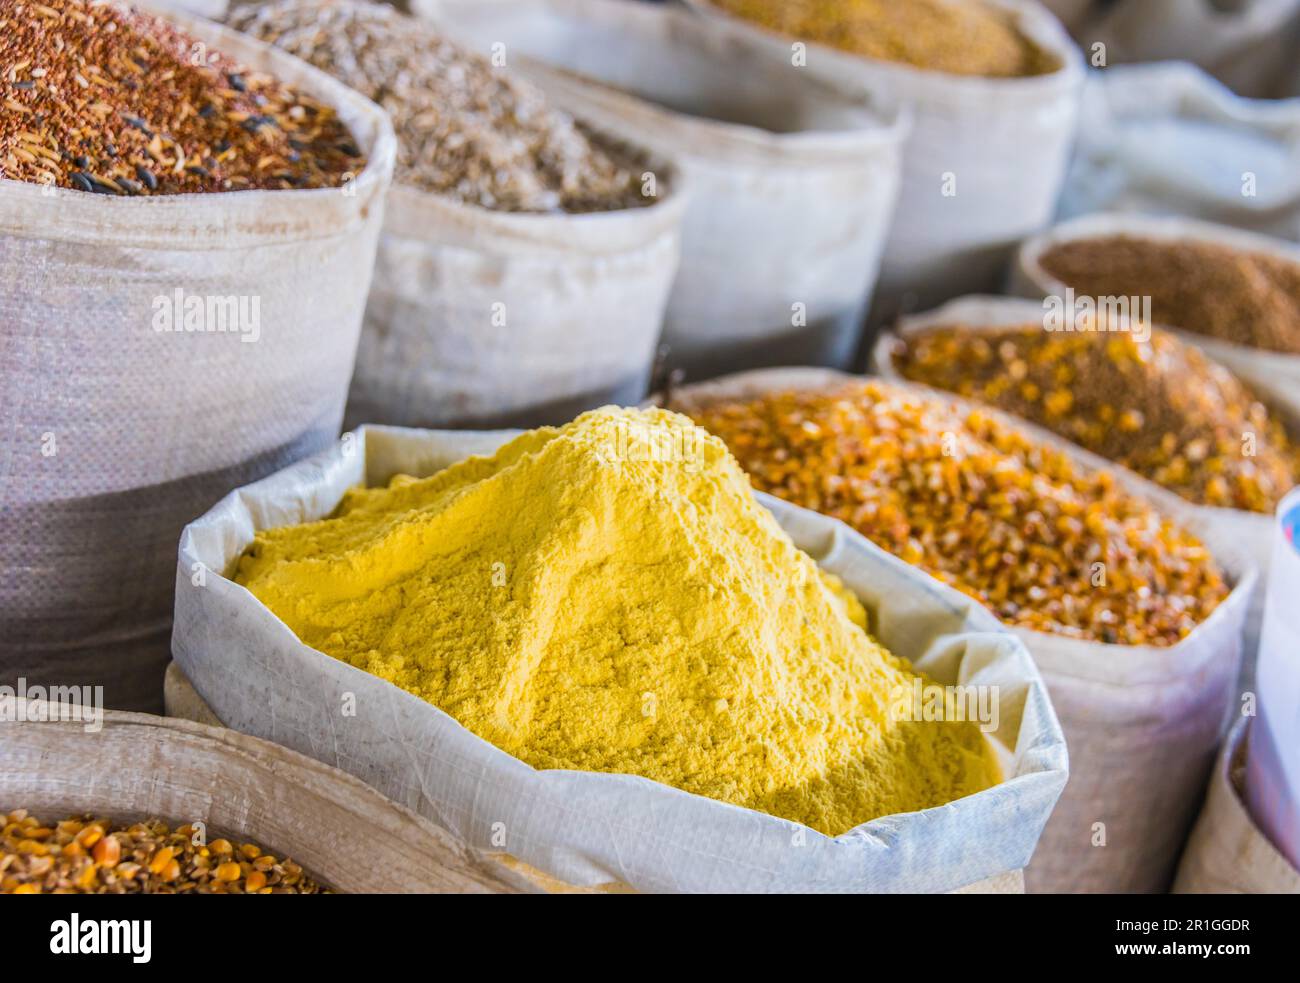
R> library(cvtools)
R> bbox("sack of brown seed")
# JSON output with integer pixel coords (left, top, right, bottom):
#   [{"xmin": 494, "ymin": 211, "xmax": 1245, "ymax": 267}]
[
  {"xmin": 416, "ymin": 0, "xmax": 905, "ymax": 383},
  {"xmin": 665, "ymin": 364, "xmax": 1257, "ymax": 893},
  {"xmin": 1011, "ymin": 215, "xmax": 1300, "ymax": 656},
  {"xmin": 229, "ymin": 0, "xmax": 686, "ymax": 430},
  {"xmin": 683, "ymin": 0, "xmax": 1083, "ymax": 329},
  {"xmin": 0, "ymin": 1, "xmax": 396, "ymax": 712}
]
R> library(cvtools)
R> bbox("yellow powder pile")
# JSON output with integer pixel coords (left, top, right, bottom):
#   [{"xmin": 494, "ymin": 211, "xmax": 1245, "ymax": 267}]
[
  {"xmin": 236, "ymin": 407, "xmax": 999, "ymax": 836},
  {"xmin": 714, "ymin": 0, "xmax": 1057, "ymax": 78}
]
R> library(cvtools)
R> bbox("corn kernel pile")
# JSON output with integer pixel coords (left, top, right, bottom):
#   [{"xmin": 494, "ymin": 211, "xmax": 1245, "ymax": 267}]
[
  {"xmin": 1, "ymin": 811, "xmax": 326, "ymax": 894},
  {"xmin": 685, "ymin": 381, "xmax": 1230, "ymax": 647},
  {"xmin": 893, "ymin": 325, "xmax": 1300, "ymax": 513}
]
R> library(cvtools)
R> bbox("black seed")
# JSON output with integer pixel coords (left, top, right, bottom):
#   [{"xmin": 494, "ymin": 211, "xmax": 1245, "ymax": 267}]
[
  {"xmin": 86, "ymin": 176, "xmax": 116, "ymax": 195},
  {"xmin": 73, "ymin": 155, "xmax": 90, "ymax": 169},
  {"xmin": 69, "ymin": 172, "xmax": 93, "ymax": 193},
  {"xmin": 104, "ymin": 144, "xmax": 118, "ymax": 158},
  {"xmin": 228, "ymin": 73, "xmax": 246, "ymax": 92},
  {"xmin": 122, "ymin": 115, "xmax": 151, "ymax": 135},
  {"xmin": 198, "ymin": 104, "xmax": 217, "ymax": 118},
  {"xmin": 213, "ymin": 140, "xmax": 230, "ymax": 154},
  {"xmin": 13, "ymin": 80, "xmax": 35, "ymax": 90},
  {"xmin": 186, "ymin": 165, "xmax": 211, "ymax": 178},
  {"xmin": 339, "ymin": 143, "xmax": 361, "ymax": 157},
  {"xmin": 135, "ymin": 165, "xmax": 157, "ymax": 190},
  {"xmin": 117, "ymin": 177, "xmax": 141, "ymax": 195}
]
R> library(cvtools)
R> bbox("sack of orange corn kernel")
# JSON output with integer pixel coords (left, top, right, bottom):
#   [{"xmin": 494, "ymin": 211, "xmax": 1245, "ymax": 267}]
[
  {"xmin": 0, "ymin": 3, "xmax": 396, "ymax": 712},
  {"xmin": 873, "ymin": 293, "xmax": 1300, "ymax": 666},
  {"xmin": 0, "ymin": 699, "xmax": 526, "ymax": 893},
  {"xmin": 663, "ymin": 365, "xmax": 1256, "ymax": 894},
  {"xmin": 171, "ymin": 421, "xmax": 1068, "ymax": 893}
]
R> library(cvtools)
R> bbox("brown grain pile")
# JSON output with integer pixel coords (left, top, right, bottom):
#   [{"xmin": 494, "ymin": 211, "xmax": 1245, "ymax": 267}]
[
  {"xmin": 894, "ymin": 324, "xmax": 1300, "ymax": 513},
  {"xmin": 1038, "ymin": 236, "xmax": 1300, "ymax": 354},
  {"xmin": 713, "ymin": 0, "xmax": 1056, "ymax": 77},
  {"xmin": 1, "ymin": 810, "xmax": 327, "ymax": 893},
  {"xmin": 685, "ymin": 380, "xmax": 1229, "ymax": 647},
  {"xmin": 0, "ymin": 0, "xmax": 364, "ymax": 195},
  {"xmin": 229, "ymin": 0, "xmax": 649, "ymax": 213}
]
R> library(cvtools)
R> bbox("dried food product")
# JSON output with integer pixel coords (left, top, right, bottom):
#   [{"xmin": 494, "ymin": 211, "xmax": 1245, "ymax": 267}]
[
  {"xmin": 711, "ymin": 0, "xmax": 1056, "ymax": 78},
  {"xmin": 687, "ymin": 381, "xmax": 1230, "ymax": 647},
  {"xmin": 894, "ymin": 324, "xmax": 1300, "ymax": 513},
  {"xmin": 229, "ymin": 0, "xmax": 649, "ymax": 213},
  {"xmin": 1037, "ymin": 236, "xmax": 1300, "ymax": 354},
  {"xmin": 0, "ymin": 0, "xmax": 364, "ymax": 195},
  {"xmin": 0, "ymin": 811, "xmax": 327, "ymax": 893},
  {"xmin": 234, "ymin": 407, "xmax": 1000, "ymax": 837}
]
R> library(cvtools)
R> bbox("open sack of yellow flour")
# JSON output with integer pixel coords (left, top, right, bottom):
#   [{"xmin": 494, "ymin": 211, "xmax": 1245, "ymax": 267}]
[
  {"xmin": 229, "ymin": 0, "xmax": 685, "ymax": 430},
  {"xmin": 417, "ymin": 0, "xmax": 905, "ymax": 381},
  {"xmin": 0, "ymin": 3, "xmax": 395, "ymax": 711},
  {"xmin": 666, "ymin": 365, "xmax": 1256, "ymax": 893},
  {"xmin": 684, "ymin": 0, "xmax": 1082, "ymax": 324},
  {"xmin": 172, "ymin": 413, "xmax": 1067, "ymax": 892}
]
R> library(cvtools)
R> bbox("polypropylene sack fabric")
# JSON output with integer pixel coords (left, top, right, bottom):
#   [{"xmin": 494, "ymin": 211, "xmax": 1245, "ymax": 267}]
[
  {"xmin": 685, "ymin": 0, "xmax": 1083, "ymax": 328},
  {"xmin": 172, "ymin": 425, "xmax": 1068, "ymax": 893},
  {"xmin": 1174, "ymin": 718, "xmax": 1300, "ymax": 893},
  {"xmin": 0, "ymin": 10, "xmax": 397, "ymax": 712},
  {"xmin": 417, "ymin": 0, "xmax": 905, "ymax": 381},
  {"xmin": 347, "ymin": 173, "xmax": 685, "ymax": 430},
  {"xmin": 675, "ymin": 361, "xmax": 1256, "ymax": 893},
  {"xmin": 1057, "ymin": 63, "xmax": 1300, "ymax": 242}
]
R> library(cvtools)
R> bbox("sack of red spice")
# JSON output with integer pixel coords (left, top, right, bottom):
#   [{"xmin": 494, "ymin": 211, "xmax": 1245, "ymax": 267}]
[
  {"xmin": 666, "ymin": 363, "xmax": 1257, "ymax": 894},
  {"xmin": 0, "ymin": 0, "xmax": 396, "ymax": 710}
]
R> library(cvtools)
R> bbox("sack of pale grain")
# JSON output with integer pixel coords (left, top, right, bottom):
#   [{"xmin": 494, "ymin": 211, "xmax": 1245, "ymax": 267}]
[
  {"xmin": 1174, "ymin": 718, "xmax": 1300, "ymax": 893},
  {"xmin": 172, "ymin": 424, "xmax": 1067, "ymax": 893},
  {"xmin": 668, "ymin": 364, "xmax": 1256, "ymax": 892},
  {"xmin": 230, "ymin": 0, "xmax": 685, "ymax": 430},
  {"xmin": 684, "ymin": 0, "xmax": 1083, "ymax": 329},
  {"xmin": 416, "ymin": 0, "xmax": 905, "ymax": 382},
  {"xmin": 0, "ymin": 7, "xmax": 395, "ymax": 712}
]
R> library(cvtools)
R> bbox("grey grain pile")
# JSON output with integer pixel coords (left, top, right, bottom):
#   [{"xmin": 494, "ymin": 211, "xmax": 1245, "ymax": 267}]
[{"xmin": 228, "ymin": 0, "xmax": 650, "ymax": 213}]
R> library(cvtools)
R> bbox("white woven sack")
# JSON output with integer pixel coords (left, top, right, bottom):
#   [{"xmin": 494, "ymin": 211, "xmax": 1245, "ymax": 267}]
[
  {"xmin": 1084, "ymin": 0, "xmax": 1300, "ymax": 100},
  {"xmin": 674, "ymin": 362, "xmax": 1257, "ymax": 893},
  {"xmin": 1058, "ymin": 63, "xmax": 1300, "ymax": 242},
  {"xmin": 685, "ymin": 0, "xmax": 1083, "ymax": 326},
  {"xmin": 348, "ymin": 163, "xmax": 685, "ymax": 431},
  {"xmin": 1174, "ymin": 718, "xmax": 1300, "ymax": 893},
  {"xmin": 416, "ymin": 0, "xmax": 905, "ymax": 381},
  {"xmin": 172, "ymin": 425, "xmax": 1068, "ymax": 893},
  {"xmin": 0, "ymin": 10, "xmax": 396, "ymax": 712}
]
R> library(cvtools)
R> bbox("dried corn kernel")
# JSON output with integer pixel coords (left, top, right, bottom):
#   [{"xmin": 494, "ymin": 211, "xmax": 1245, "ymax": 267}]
[
  {"xmin": 0, "ymin": 813, "xmax": 326, "ymax": 894},
  {"xmin": 894, "ymin": 324, "xmax": 1299, "ymax": 512},
  {"xmin": 685, "ymin": 380, "xmax": 1229, "ymax": 647}
]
